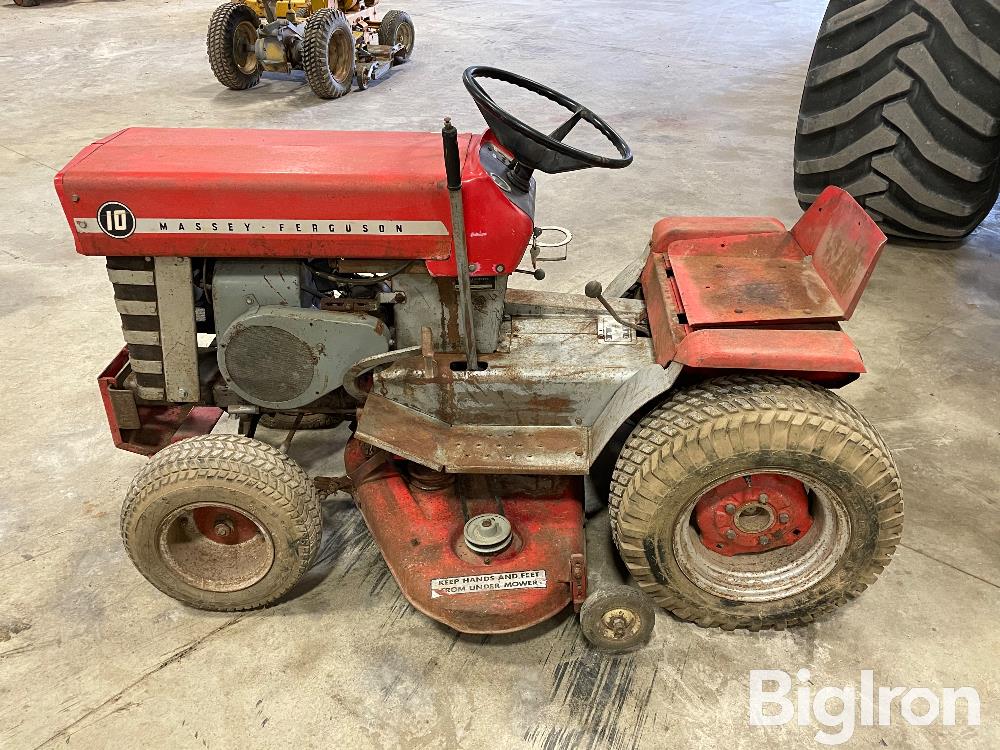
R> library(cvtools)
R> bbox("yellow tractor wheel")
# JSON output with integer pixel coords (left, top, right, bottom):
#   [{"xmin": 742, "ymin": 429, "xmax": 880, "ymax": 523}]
[
  {"xmin": 378, "ymin": 10, "xmax": 415, "ymax": 64},
  {"xmin": 208, "ymin": 2, "xmax": 263, "ymax": 91},
  {"xmin": 302, "ymin": 8, "xmax": 356, "ymax": 99}
]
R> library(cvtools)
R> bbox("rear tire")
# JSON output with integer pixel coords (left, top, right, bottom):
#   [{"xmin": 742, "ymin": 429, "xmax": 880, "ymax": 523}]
[
  {"xmin": 207, "ymin": 2, "xmax": 262, "ymax": 91},
  {"xmin": 378, "ymin": 10, "xmax": 415, "ymax": 63},
  {"xmin": 303, "ymin": 8, "xmax": 355, "ymax": 99},
  {"xmin": 609, "ymin": 376, "xmax": 903, "ymax": 631},
  {"xmin": 794, "ymin": 0, "xmax": 1000, "ymax": 240},
  {"xmin": 121, "ymin": 435, "xmax": 322, "ymax": 611}
]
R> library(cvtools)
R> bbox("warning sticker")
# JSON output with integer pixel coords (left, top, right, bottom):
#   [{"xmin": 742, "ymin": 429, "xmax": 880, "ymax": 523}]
[
  {"xmin": 598, "ymin": 315, "xmax": 635, "ymax": 343},
  {"xmin": 430, "ymin": 570, "xmax": 547, "ymax": 598}
]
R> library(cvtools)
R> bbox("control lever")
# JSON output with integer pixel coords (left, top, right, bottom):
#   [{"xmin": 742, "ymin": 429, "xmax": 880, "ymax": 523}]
[
  {"xmin": 584, "ymin": 281, "xmax": 650, "ymax": 336},
  {"xmin": 514, "ymin": 267, "xmax": 546, "ymax": 280}
]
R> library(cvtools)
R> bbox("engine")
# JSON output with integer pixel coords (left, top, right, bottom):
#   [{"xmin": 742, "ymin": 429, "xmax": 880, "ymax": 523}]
[
  {"xmin": 211, "ymin": 260, "xmax": 390, "ymax": 410},
  {"xmin": 105, "ymin": 254, "xmax": 507, "ymax": 420},
  {"xmin": 55, "ymin": 125, "xmax": 534, "ymax": 437}
]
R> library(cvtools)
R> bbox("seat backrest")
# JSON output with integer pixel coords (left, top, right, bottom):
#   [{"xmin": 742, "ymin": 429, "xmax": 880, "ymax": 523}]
[{"xmin": 791, "ymin": 186, "xmax": 887, "ymax": 319}]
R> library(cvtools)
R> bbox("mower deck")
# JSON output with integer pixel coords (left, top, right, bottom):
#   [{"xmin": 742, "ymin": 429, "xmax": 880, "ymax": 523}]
[{"xmin": 345, "ymin": 440, "xmax": 586, "ymax": 633}]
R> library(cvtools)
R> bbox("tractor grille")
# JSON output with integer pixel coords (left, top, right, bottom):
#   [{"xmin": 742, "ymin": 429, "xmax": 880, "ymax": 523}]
[
  {"xmin": 224, "ymin": 325, "xmax": 316, "ymax": 404},
  {"xmin": 107, "ymin": 257, "xmax": 165, "ymax": 401}
]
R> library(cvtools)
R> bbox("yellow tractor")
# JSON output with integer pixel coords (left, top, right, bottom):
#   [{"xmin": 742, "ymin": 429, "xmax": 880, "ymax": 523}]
[{"xmin": 208, "ymin": 0, "xmax": 414, "ymax": 99}]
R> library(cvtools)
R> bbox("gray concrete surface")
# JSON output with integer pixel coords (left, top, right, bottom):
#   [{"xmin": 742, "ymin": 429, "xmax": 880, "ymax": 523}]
[{"xmin": 0, "ymin": 0, "xmax": 997, "ymax": 748}]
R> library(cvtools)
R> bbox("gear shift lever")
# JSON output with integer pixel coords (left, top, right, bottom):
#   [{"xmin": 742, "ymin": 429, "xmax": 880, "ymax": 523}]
[{"xmin": 585, "ymin": 281, "xmax": 649, "ymax": 336}]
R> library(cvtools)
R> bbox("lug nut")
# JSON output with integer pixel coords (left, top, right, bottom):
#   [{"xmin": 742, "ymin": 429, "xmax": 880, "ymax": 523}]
[
  {"xmin": 758, "ymin": 535, "xmax": 770, "ymax": 546},
  {"xmin": 779, "ymin": 512, "xmax": 790, "ymax": 523},
  {"xmin": 214, "ymin": 523, "xmax": 231, "ymax": 537},
  {"xmin": 759, "ymin": 493, "xmax": 769, "ymax": 504},
  {"xmin": 725, "ymin": 503, "xmax": 737, "ymax": 514},
  {"xmin": 725, "ymin": 529, "xmax": 737, "ymax": 540},
  {"xmin": 482, "ymin": 518, "xmax": 493, "ymax": 528}
]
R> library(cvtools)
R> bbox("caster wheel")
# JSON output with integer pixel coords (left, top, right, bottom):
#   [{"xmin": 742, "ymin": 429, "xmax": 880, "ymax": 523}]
[{"xmin": 580, "ymin": 585, "xmax": 655, "ymax": 654}]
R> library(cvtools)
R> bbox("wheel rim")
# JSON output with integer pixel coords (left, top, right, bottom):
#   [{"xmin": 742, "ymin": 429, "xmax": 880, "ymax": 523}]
[
  {"xmin": 158, "ymin": 503, "xmax": 275, "ymax": 593},
  {"xmin": 395, "ymin": 23, "xmax": 413, "ymax": 53},
  {"xmin": 328, "ymin": 27, "xmax": 354, "ymax": 81},
  {"xmin": 233, "ymin": 20, "xmax": 259, "ymax": 75},
  {"xmin": 673, "ymin": 471, "xmax": 851, "ymax": 603},
  {"xmin": 599, "ymin": 607, "xmax": 642, "ymax": 643}
]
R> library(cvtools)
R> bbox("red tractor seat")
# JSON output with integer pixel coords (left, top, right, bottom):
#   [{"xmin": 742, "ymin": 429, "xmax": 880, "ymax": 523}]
[
  {"xmin": 650, "ymin": 215, "xmax": 785, "ymax": 254},
  {"xmin": 665, "ymin": 187, "xmax": 887, "ymax": 327}
]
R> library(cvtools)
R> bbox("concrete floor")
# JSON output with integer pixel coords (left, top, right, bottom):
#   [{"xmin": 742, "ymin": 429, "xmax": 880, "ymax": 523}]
[{"xmin": 1, "ymin": 0, "xmax": 998, "ymax": 748}]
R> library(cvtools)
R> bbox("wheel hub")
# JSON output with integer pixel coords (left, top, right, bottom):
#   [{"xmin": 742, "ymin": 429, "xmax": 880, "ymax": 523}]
[
  {"xmin": 693, "ymin": 474, "xmax": 813, "ymax": 556},
  {"xmin": 158, "ymin": 503, "xmax": 275, "ymax": 593},
  {"xmin": 192, "ymin": 506, "xmax": 262, "ymax": 545},
  {"xmin": 234, "ymin": 21, "xmax": 259, "ymax": 74},
  {"xmin": 601, "ymin": 608, "xmax": 639, "ymax": 641}
]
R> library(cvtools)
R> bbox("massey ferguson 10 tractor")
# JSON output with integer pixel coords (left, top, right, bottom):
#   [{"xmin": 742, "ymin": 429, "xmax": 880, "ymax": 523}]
[
  {"xmin": 208, "ymin": 0, "xmax": 414, "ymax": 98},
  {"xmin": 56, "ymin": 67, "xmax": 902, "ymax": 650}
]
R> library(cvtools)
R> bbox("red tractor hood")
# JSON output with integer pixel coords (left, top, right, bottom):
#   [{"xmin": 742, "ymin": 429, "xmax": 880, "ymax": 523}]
[{"xmin": 54, "ymin": 127, "xmax": 534, "ymax": 277}]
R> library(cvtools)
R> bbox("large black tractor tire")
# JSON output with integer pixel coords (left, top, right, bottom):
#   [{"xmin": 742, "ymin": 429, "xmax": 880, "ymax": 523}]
[
  {"xmin": 121, "ymin": 434, "xmax": 322, "ymax": 611},
  {"xmin": 207, "ymin": 2, "xmax": 263, "ymax": 91},
  {"xmin": 378, "ymin": 10, "xmax": 415, "ymax": 63},
  {"xmin": 303, "ymin": 8, "xmax": 356, "ymax": 99},
  {"xmin": 794, "ymin": 0, "xmax": 1000, "ymax": 241},
  {"xmin": 609, "ymin": 376, "xmax": 903, "ymax": 631}
]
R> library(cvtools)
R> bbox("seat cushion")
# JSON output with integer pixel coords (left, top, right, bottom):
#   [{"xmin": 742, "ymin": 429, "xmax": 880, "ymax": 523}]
[
  {"xmin": 650, "ymin": 216, "xmax": 786, "ymax": 254},
  {"xmin": 667, "ymin": 234, "xmax": 844, "ymax": 326}
]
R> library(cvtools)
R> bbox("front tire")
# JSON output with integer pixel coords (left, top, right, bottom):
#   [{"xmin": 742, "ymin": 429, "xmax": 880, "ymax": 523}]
[
  {"xmin": 207, "ymin": 2, "xmax": 263, "ymax": 91},
  {"xmin": 793, "ymin": 0, "xmax": 1000, "ymax": 241},
  {"xmin": 302, "ymin": 8, "xmax": 356, "ymax": 99},
  {"xmin": 121, "ymin": 434, "xmax": 322, "ymax": 611},
  {"xmin": 609, "ymin": 376, "xmax": 903, "ymax": 631}
]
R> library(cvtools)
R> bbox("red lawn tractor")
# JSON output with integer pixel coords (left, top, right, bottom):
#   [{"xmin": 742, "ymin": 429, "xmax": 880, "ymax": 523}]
[{"xmin": 56, "ymin": 67, "xmax": 902, "ymax": 650}]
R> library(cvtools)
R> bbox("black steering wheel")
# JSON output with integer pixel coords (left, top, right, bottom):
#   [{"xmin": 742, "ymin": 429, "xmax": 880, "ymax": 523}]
[{"xmin": 463, "ymin": 66, "xmax": 633, "ymax": 191}]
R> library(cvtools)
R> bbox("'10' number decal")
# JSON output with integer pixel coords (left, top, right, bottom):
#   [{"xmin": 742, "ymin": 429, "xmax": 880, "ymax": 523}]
[{"xmin": 96, "ymin": 201, "xmax": 136, "ymax": 239}]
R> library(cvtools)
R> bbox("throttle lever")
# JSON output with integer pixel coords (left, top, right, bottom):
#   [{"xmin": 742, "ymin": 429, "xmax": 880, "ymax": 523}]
[
  {"xmin": 584, "ymin": 281, "xmax": 650, "ymax": 337},
  {"xmin": 514, "ymin": 268, "xmax": 546, "ymax": 280}
]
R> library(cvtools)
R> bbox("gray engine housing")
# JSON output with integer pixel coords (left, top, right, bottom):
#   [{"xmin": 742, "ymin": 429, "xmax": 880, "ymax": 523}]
[{"xmin": 213, "ymin": 261, "xmax": 390, "ymax": 410}]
